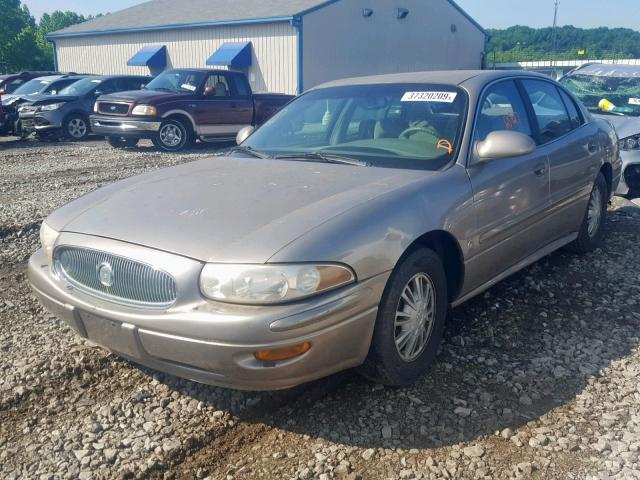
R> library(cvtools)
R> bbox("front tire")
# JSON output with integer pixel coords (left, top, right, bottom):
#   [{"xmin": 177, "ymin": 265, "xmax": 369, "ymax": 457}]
[
  {"xmin": 567, "ymin": 172, "xmax": 608, "ymax": 253},
  {"xmin": 360, "ymin": 248, "xmax": 448, "ymax": 386},
  {"xmin": 107, "ymin": 136, "xmax": 139, "ymax": 149},
  {"xmin": 64, "ymin": 114, "xmax": 89, "ymax": 140},
  {"xmin": 154, "ymin": 119, "xmax": 189, "ymax": 152}
]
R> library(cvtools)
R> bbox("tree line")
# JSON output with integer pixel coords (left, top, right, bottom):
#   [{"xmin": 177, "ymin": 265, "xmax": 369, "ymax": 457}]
[
  {"xmin": 487, "ymin": 25, "xmax": 640, "ymax": 63},
  {"xmin": 0, "ymin": 0, "xmax": 100, "ymax": 73}
]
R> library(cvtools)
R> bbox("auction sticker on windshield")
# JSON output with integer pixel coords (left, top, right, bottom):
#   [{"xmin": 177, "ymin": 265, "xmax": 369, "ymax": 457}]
[
  {"xmin": 401, "ymin": 91, "xmax": 458, "ymax": 103},
  {"xmin": 629, "ymin": 98, "xmax": 640, "ymax": 106}
]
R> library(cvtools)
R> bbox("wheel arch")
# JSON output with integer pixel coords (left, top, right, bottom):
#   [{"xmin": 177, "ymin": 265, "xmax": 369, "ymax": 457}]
[
  {"xmin": 161, "ymin": 110, "xmax": 196, "ymax": 132},
  {"xmin": 401, "ymin": 230, "xmax": 465, "ymax": 303},
  {"xmin": 600, "ymin": 162, "xmax": 613, "ymax": 197}
]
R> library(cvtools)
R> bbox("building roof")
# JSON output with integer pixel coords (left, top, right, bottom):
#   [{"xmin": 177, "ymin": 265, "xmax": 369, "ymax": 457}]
[{"xmin": 47, "ymin": 0, "xmax": 486, "ymax": 39}]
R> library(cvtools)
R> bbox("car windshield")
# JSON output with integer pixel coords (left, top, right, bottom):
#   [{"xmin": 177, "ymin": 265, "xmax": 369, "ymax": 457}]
[
  {"xmin": 560, "ymin": 74, "xmax": 640, "ymax": 117},
  {"xmin": 144, "ymin": 70, "xmax": 205, "ymax": 94},
  {"xmin": 12, "ymin": 78, "xmax": 51, "ymax": 95},
  {"xmin": 242, "ymin": 84, "xmax": 466, "ymax": 169},
  {"xmin": 59, "ymin": 77, "xmax": 102, "ymax": 96}
]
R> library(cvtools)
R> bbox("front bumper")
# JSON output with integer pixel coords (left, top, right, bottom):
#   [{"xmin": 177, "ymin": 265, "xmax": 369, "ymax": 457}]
[
  {"xmin": 28, "ymin": 236, "xmax": 384, "ymax": 390},
  {"xmin": 617, "ymin": 149, "xmax": 640, "ymax": 197},
  {"xmin": 20, "ymin": 110, "xmax": 63, "ymax": 133},
  {"xmin": 90, "ymin": 115, "xmax": 161, "ymax": 137}
]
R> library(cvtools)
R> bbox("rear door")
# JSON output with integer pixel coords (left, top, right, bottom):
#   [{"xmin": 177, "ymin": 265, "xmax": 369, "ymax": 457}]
[
  {"xmin": 466, "ymin": 79, "xmax": 551, "ymax": 287},
  {"xmin": 193, "ymin": 72, "xmax": 253, "ymax": 138},
  {"xmin": 519, "ymin": 78, "xmax": 600, "ymax": 239}
]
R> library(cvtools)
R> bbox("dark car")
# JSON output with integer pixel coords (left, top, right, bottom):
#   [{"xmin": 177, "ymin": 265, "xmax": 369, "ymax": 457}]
[
  {"xmin": 0, "ymin": 71, "xmax": 58, "ymax": 95},
  {"xmin": 20, "ymin": 75, "xmax": 151, "ymax": 140},
  {"xmin": 1, "ymin": 75, "xmax": 89, "ymax": 136},
  {"xmin": 560, "ymin": 63, "xmax": 640, "ymax": 197},
  {"xmin": 90, "ymin": 69, "xmax": 294, "ymax": 151}
]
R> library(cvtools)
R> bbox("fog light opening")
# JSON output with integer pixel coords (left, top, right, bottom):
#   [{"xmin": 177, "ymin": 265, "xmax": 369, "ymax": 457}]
[{"xmin": 254, "ymin": 342, "xmax": 312, "ymax": 362}]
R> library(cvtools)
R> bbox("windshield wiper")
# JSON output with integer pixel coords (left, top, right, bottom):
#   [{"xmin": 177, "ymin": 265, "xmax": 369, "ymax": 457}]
[
  {"xmin": 227, "ymin": 146, "xmax": 272, "ymax": 159},
  {"xmin": 274, "ymin": 152, "xmax": 369, "ymax": 167}
]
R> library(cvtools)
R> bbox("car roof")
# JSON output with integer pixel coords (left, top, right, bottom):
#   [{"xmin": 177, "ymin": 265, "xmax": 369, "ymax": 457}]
[
  {"xmin": 312, "ymin": 70, "xmax": 551, "ymax": 91},
  {"xmin": 568, "ymin": 63, "xmax": 640, "ymax": 78},
  {"xmin": 91, "ymin": 74, "xmax": 152, "ymax": 80}
]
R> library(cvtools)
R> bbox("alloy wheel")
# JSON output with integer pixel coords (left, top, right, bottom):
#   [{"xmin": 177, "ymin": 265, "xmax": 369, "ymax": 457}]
[
  {"xmin": 67, "ymin": 118, "xmax": 87, "ymax": 138},
  {"xmin": 587, "ymin": 183, "xmax": 603, "ymax": 238},
  {"xmin": 159, "ymin": 124, "xmax": 183, "ymax": 147},
  {"xmin": 394, "ymin": 272, "xmax": 436, "ymax": 362}
]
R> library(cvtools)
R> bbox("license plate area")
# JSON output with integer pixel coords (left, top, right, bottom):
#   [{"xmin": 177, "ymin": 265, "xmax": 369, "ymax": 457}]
[{"xmin": 79, "ymin": 311, "xmax": 140, "ymax": 357}]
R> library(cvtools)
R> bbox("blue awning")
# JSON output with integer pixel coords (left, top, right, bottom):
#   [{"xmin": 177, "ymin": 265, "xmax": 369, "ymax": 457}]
[
  {"xmin": 127, "ymin": 45, "xmax": 167, "ymax": 68},
  {"xmin": 207, "ymin": 42, "xmax": 252, "ymax": 67}
]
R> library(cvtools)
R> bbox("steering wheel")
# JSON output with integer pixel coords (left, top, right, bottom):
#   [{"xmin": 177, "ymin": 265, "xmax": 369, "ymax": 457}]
[{"xmin": 399, "ymin": 126, "xmax": 440, "ymax": 141}]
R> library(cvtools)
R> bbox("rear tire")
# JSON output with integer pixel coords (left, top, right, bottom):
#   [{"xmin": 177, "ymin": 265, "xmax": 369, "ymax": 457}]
[
  {"xmin": 359, "ymin": 248, "xmax": 448, "ymax": 387},
  {"xmin": 567, "ymin": 172, "xmax": 608, "ymax": 253},
  {"xmin": 107, "ymin": 136, "xmax": 138, "ymax": 149},
  {"xmin": 154, "ymin": 119, "xmax": 190, "ymax": 152}
]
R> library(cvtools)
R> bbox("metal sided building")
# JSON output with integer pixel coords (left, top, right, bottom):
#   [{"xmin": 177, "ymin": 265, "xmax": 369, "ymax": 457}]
[{"xmin": 47, "ymin": 0, "xmax": 487, "ymax": 95}]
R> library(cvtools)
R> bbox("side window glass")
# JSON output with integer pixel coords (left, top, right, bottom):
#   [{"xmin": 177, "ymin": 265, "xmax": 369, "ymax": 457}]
[
  {"xmin": 559, "ymin": 89, "xmax": 583, "ymax": 129},
  {"xmin": 522, "ymin": 79, "xmax": 573, "ymax": 144},
  {"xmin": 476, "ymin": 80, "xmax": 532, "ymax": 142},
  {"xmin": 205, "ymin": 74, "xmax": 230, "ymax": 97}
]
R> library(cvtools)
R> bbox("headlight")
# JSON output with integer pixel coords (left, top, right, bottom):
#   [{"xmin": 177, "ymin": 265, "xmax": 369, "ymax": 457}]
[
  {"xmin": 131, "ymin": 105, "xmax": 157, "ymax": 116},
  {"xmin": 618, "ymin": 135, "xmax": 640, "ymax": 151},
  {"xmin": 199, "ymin": 263, "xmax": 356, "ymax": 304},
  {"xmin": 39, "ymin": 103, "xmax": 65, "ymax": 112},
  {"xmin": 39, "ymin": 221, "xmax": 59, "ymax": 262}
]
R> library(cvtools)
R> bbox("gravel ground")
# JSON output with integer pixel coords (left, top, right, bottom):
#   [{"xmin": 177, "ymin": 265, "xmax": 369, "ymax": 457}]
[{"xmin": 1, "ymin": 136, "xmax": 640, "ymax": 480}]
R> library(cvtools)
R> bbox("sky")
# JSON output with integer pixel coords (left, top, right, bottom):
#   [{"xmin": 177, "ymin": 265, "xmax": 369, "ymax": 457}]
[{"xmin": 21, "ymin": 0, "xmax": 640, "ymax": 31}]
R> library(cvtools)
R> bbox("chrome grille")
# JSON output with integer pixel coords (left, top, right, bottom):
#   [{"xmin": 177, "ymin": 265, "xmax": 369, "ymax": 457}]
[
  {"xmin": 97, "ymin": 102, "xmax": 131, "ymax": 116},
  {"xmin": 54, "ymin": 246, "xmax": 177, "ymax": 308}
]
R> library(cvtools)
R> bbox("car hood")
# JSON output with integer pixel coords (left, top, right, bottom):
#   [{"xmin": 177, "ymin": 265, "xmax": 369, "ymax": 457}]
[
  {"xmin": 98, "ymin": 89, "xmax": 187, "ymax": 104},
  {"xmin": 29, "ymin": 95, "xmax": 79, "ymax": 106},
  {"xmin": 2, "ymin": 93, "xmax": 46, "ymax": 106},
  {"xmin": 592, "ymin": 113, "xmax": 640, "ymax": 139},
  {"xmin": 48, "ymin": 156, "xmax": 426, "ymax": 263}
]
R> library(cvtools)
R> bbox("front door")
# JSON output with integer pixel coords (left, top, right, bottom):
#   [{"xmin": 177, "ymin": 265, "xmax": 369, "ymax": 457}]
[
  {"xmin": 193, "ymin": 72, "xmax": 253, "ymax": 138},
  {"xmin": 465, "ymin": 79, "xmax": 551, "ymax": 290}
]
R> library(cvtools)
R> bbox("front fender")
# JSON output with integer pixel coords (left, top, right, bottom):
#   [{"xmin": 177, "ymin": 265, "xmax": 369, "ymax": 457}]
[{"xmin": 267, "ymin": 164, "xmax": 475, "ymax": 281}]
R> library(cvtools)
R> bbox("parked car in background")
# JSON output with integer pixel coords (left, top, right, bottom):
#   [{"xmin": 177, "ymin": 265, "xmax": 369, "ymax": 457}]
[
  {"xmin": 561, "ymin": 63, "xmax": 640, "ymax": 197},
  {"xmin": 20, "ymin": 75, "xmax": 151, "ymax": 140},
  {"xmin": 1, "ymin": 75, "xmax": 90, "ymax": 136},
  {"xmin": 29, "ymin": 70, "xmax": 620, "ymax": 390},
  {"xmin": 90, "ymin": 68, "xmax": 294, "ymax": 151},
  {"xmin": 0, "ymin": 71, "xmax": 58, "ymax": 95}
]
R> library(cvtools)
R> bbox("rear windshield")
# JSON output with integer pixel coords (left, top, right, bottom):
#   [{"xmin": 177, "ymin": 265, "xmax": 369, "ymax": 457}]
[{"xmin": 243, "ymin": 83, "xmax": 466, "ymax": 170}]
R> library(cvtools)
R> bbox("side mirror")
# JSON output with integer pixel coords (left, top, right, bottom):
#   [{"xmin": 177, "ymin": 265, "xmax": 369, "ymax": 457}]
[
  {"xmin": 476, "ymin": 130, "xmax": 536, "ymax": 161},
  {"xmin": 236, "ymin": 126, "xmax": 255, "ymax": 145},
  {"xmin": 203, "ymin": 86, "xmax": 215, "ymax": 97}
]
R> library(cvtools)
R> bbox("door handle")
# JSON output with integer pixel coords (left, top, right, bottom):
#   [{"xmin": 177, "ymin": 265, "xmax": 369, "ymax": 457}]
[
  {"xmin": 231, "ymin": 104, "xmax": 237, "ymax": 109},
  {"xmin": 533, "ymin": 164, "xmax": 547, "ymax": 176}
]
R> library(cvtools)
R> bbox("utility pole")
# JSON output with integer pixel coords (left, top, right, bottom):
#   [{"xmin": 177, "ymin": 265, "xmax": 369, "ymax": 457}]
[{"xmin": 551, "ymin": 0, "xmax": 560, "ymax": 66}]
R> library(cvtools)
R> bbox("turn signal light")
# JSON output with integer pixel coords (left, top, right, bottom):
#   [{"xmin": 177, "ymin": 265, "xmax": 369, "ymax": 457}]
[{"xmin": 254, "ymin": 342, "xmax": 312, "ymax": 362}]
